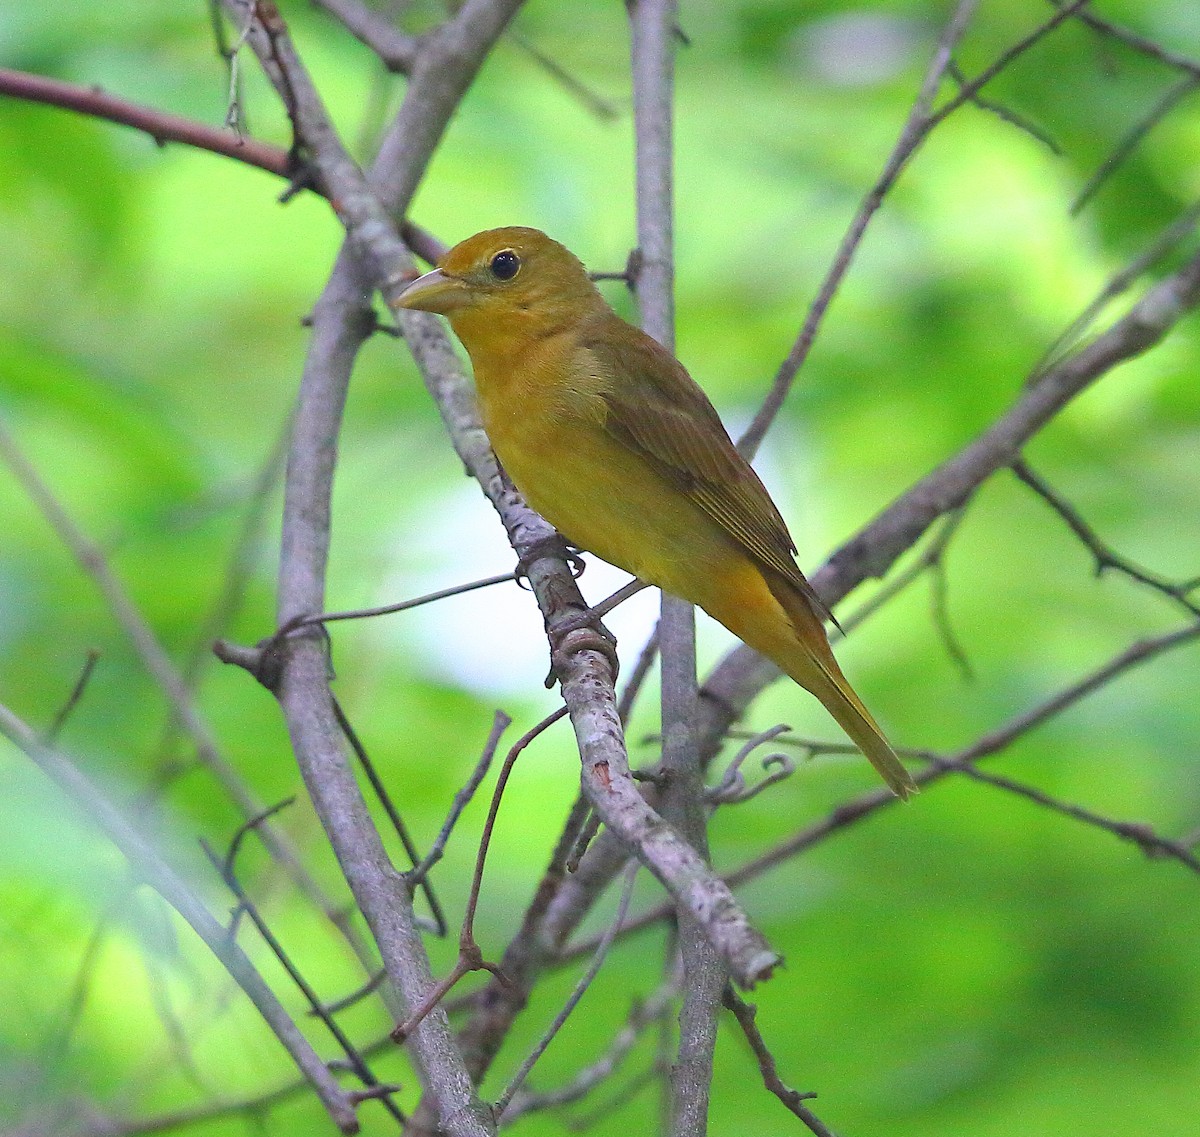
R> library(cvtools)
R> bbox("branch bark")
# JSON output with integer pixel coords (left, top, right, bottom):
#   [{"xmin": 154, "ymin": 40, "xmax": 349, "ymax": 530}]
[
  {"xmin": 215, "ymin": 2, "xmax": 527, "ymax": 1132},
  {"xmin": 629, "ymin": 1, "xmax": 724, "ymax": 1132}
]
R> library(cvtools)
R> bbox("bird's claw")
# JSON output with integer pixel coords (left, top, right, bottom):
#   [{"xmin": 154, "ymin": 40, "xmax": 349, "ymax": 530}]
[
  {"xmin": 543, "ymin": 608, "xmax": 620, "ymax": 688},
  {"xmin": 515, "ymin": 534, "xmax": 586, "ymax": 589}
]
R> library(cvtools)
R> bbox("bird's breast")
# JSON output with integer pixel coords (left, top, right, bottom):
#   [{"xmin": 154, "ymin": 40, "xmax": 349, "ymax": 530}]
[{"xmin": 472, "ymin": 354, "xmax": 742, "ymax": 597}]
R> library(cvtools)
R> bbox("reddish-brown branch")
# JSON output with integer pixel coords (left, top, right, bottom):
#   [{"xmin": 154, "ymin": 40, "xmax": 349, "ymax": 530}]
[
  {"xmin": 391, "ymin": 710, "xmax": 562, "ymax": 1043},
  {"xmin": 0, "ymin": 66, "xmax": 291, "ymax": 172},
  {"xmin": 723, "ymin": 989, "xmax": 834, "ymax": 1137},
  {"xmin": 0, "ymin": 66, "xmax": 447, "ymax": 265}
]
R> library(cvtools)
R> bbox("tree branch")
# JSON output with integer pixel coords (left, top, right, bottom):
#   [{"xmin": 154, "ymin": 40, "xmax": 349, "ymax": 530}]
[
  {"xmin": 739, "ymin": 0, "xmax": 1095, "ymax": 457},
  {"xmin": 565, "ymin": 620, "xmax": 1200, "ymax": 958},
  {"xmin": 628, "ymin": 0, "xmax": 724, "ymax": 1131},
  {"xmin": 0, "ymin": 414, "xmax": 377, "ymax": 972},
  {"xmin": 214, "ymin": 2, "xmax": 528, "ymax": 1133},
  {"xmin": 312, "ymin": 0, "xmax": 420, "ymax": 72},
  {"xmin": 699, "ymin": 243, "xmax": 1200, "ymax": 758},
  {"xmin": 0, "ymin": 65, "xmax": 450, "ymax": 270},
  {"xmin": 0, "ymin": 703, "xmax": 360, "ymax": 1135}
]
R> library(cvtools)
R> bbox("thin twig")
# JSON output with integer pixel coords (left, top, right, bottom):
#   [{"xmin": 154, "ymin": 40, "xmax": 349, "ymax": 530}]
[
  {"xmin": 501, "ymin": 977, "xmax": 678, "ymax": 1122},
  {"xmin": 564, "ymin": 1063, "xmax": 666, "ymax": 1133},
  {"xmin": 317, "ymin": 968, "xmax": 388, "ymax": 1017},
  {"xmin": 447, "ymin": 792, "xmax": 596, "ymax": 1088},
  {"xmin": 0, "ymin": 414, "xmax": 373, "ymax": 967},
  {"xmin": 201, "ymin": 818, "xmax": 406, "ymax": 1125},
  {"xmin": 392, "ymin": 708, "xmax": 567, "ymax": 1043},
  {"xmin": 180, "ymin": 411, "xmax": 292, "ymax": 685},
  {"xmin": 1012, "ymin": 460, "xmax": 1200, "ymax": 619},
  {"xmin": 568, "ymin": 621, "xmax": 1200, "ymax": 957},
  {"xmin": 707, "ymin": 724, "xmax": 794, "ymax": 806},
  {"xmin": 740, "ymin": 0, "xmax": 1095, "ymax": 456},
  {"xmin": 565, "ymin": 810, "xmax": 604, "ymax": 874},
  {"xmin": 947, "ymin": 58, "xmax": 1061, "ymax": 153},
  {"xmin": 916, "ymin": 750, "xmax": 1200, "ymax": 872},
  {"xmin": 722, "ymin": 989, "xmax": 833, "ymax": 1137},
  {"xmin": 279, "ymin": 572, "xmax": 519, "ymax": 637},
  {"xmin": 1071, "ymin": 74, "xmax": 1200, "ymax": 215},
  {"xmin": 407, "ymin": 710, "xmax": 512, "ymax": 889},
  {"xmin": 0, "ymin": 702, "xmax": 360, "ymax": 1133},
  {"xmin": 311, "ymin": 0, "xmax": 419, "ymax": 71},
  {"xmin": 929, "ymin": 540, "xmax": 973, "ymax": 680},
  {"xmin": 494, "ymin": 862, "xmax": 640, "ymax": 1119},
  {"xmin": 332, "ymin": 694, "xmax": 446, "ymax": 935},
  {"xmin": 722, "ymin": 621, "xmax": 1200, "ymax": 880},
  {"xmin": 509, "ymin": 30, "xmax": 620, "ymax": 120},
  {"xmin": 44, "ymin": 649, "xmax": 101, "ymax": 744},
  {"xmin": 1031, "ymin": 197, "xmax": 1200, "ymax": 377},
  {"xmin": 0, "ymin": 65, "xmax": 448, "ymax": 264},
  {"xmin": 737, "ymin": 0, "xmax": 981, "ymax": 457},
  {"xmin": 1071, "ymin": 4, "xmax": 1200, "ymax": 79}
]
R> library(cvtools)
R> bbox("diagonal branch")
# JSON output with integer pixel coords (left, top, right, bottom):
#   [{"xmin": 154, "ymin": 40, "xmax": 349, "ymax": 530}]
[
  {"xmin": 722, "ymin": 989, "xmax": 834, "ymax": 1137},
  {"xmin": 1011, "ymin": 459, "xmax": 1200, "ymax": 619},
  {"xmin": 740, "ymin": 0, "xmax": 1093, "ymax": 457},
  {"xmin": 312, "ymin": 0, "xmax": 420, "ymax": 71},
  {"xmin": 0, "ymin": 414, "xmax": 375, "ymax": 972},
  {"xmin": 699, "ymin": 243, "xmax": 1200, "ymax": 757},
  {"xmin": 0, "ymin": 703, "xmax": 360, "ymax": 1135},
  {"xmin": 215, "ymin": 2, "xmax": 528, "ymax": 1133},
  {"xmin": 738, "ymin": 0, "xmax": 979, "ymax": 457},
  {"xmin": 0, "ymin": 68, "xmax": 448, "ymax": 266},
  {"xmin": 564, "ymin": 620, "xmax": 1200, "ymax": 960},
  {"xmin": 500, "ymin": 976, "xmax": 678, "ymax": 1122}
]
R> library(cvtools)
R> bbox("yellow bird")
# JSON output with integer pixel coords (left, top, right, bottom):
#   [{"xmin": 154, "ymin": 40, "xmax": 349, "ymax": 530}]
[{"xmin": 395, "ymin": 227, "xmax": 916, "ymax": 799}]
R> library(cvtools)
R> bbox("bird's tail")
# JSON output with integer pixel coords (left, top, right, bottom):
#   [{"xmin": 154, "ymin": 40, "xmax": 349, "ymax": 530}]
[{"xmin": 764, "ymin": 575, "xmax": 918, "ymax": 801}]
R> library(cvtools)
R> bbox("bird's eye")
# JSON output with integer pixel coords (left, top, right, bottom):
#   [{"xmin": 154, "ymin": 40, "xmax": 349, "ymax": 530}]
[{"xmin": 489, "ymin": 250, "xmax": 521, "ymax": 281}]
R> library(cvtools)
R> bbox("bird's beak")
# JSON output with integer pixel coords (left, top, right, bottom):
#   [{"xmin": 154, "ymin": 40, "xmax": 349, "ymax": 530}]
[{"xmin": 392, "ymin": 268, "xmax": 469, "ymax": 314}]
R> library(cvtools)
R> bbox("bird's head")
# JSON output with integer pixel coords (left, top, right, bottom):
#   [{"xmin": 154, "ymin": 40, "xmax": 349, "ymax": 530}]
[{"xmin": 392, "ymin": 227, "xmax": 603, "ymax": 322}]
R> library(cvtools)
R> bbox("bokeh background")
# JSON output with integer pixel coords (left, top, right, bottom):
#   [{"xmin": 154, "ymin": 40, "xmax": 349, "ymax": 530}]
[{"xmin": 2, "ymin": 2, "xmax": 1199, "ymax": 1134}]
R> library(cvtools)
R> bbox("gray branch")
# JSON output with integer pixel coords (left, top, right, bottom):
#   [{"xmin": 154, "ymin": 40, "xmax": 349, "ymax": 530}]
[
  {"xmin": 0, "ymin": 414, "xmax": 374, "ymax": 971},
  {"xmin": 629, "ymin": 0, "xmax": 724, "ymax": 1132},
  {"xmin": 312, "ymin": 0, "xmax": 420, "ymax": 71},
  {"xmin": 0, "ymin": 703, "xmax": 360, "ymax": 1135},
  {"xmin": 215, "ymin": 2, "xmax": 526, "ymax": 1133},
  {"xmin": 700, "ymin": 245, "xmax": 1200, "ymax": 759}
]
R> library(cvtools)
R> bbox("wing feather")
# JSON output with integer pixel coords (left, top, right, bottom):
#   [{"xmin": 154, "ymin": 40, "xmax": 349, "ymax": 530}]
[{"xmin": 582, "ymin": 319, "xmax": 833, "ymax": 623}]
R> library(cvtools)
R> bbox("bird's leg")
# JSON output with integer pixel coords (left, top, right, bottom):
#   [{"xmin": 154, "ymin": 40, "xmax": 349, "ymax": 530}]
[
  {"xmin": 513, "ymin": 533, "xmax": 627, "ymax": 684},
  {"xmin": 542, "ymin": 578, "xmax": 651, "ymax": 686},
  {"xmin": 514, "ymin": 531, "xmax": 586, "ymax": 586},
  {"xmin": 544, "ymin": 605, "xmax": 620, "ymax": 688}
]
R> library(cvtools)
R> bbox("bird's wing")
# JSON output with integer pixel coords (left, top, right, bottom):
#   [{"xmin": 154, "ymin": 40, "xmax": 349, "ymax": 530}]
[{"xmin": 582, "ymin": 319, "xmax": 833, "ymax": 623}]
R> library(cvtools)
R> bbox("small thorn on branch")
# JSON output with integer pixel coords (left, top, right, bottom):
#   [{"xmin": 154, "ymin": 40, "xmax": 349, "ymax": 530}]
[
  {"xmin": 44, "ymin": 648, "xmax": 101, "ymax": 744},
  {"xmin": 347, "ymin": 1082, "xmax": 404, "ymax": 1106}
]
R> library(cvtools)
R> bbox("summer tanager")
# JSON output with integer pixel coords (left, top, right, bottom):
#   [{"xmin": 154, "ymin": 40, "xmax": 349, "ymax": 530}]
[{"xmin": 395, "ymin": 227, "xmax": 916, "ymax": 799}]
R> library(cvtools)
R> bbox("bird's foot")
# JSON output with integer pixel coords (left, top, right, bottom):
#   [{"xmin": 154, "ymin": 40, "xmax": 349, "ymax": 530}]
[
  {"xmin": 544, "ymin": 606, "xmax": 619, "ymax": 688},
  {"xmin": 515, "ymin": 534, "xmax": 586, "ymax": 587}
]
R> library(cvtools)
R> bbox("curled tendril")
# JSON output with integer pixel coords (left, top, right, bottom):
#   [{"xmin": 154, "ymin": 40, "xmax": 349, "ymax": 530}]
[{"xmin": 708, "ymin": 723, "xmax": 796, "ymax": 805}]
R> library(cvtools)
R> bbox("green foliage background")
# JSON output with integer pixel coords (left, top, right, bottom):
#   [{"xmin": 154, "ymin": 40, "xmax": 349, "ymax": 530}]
[{"xmin": 1, "ymin": 2, "xmax": 1199, "ymax": 1134}]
